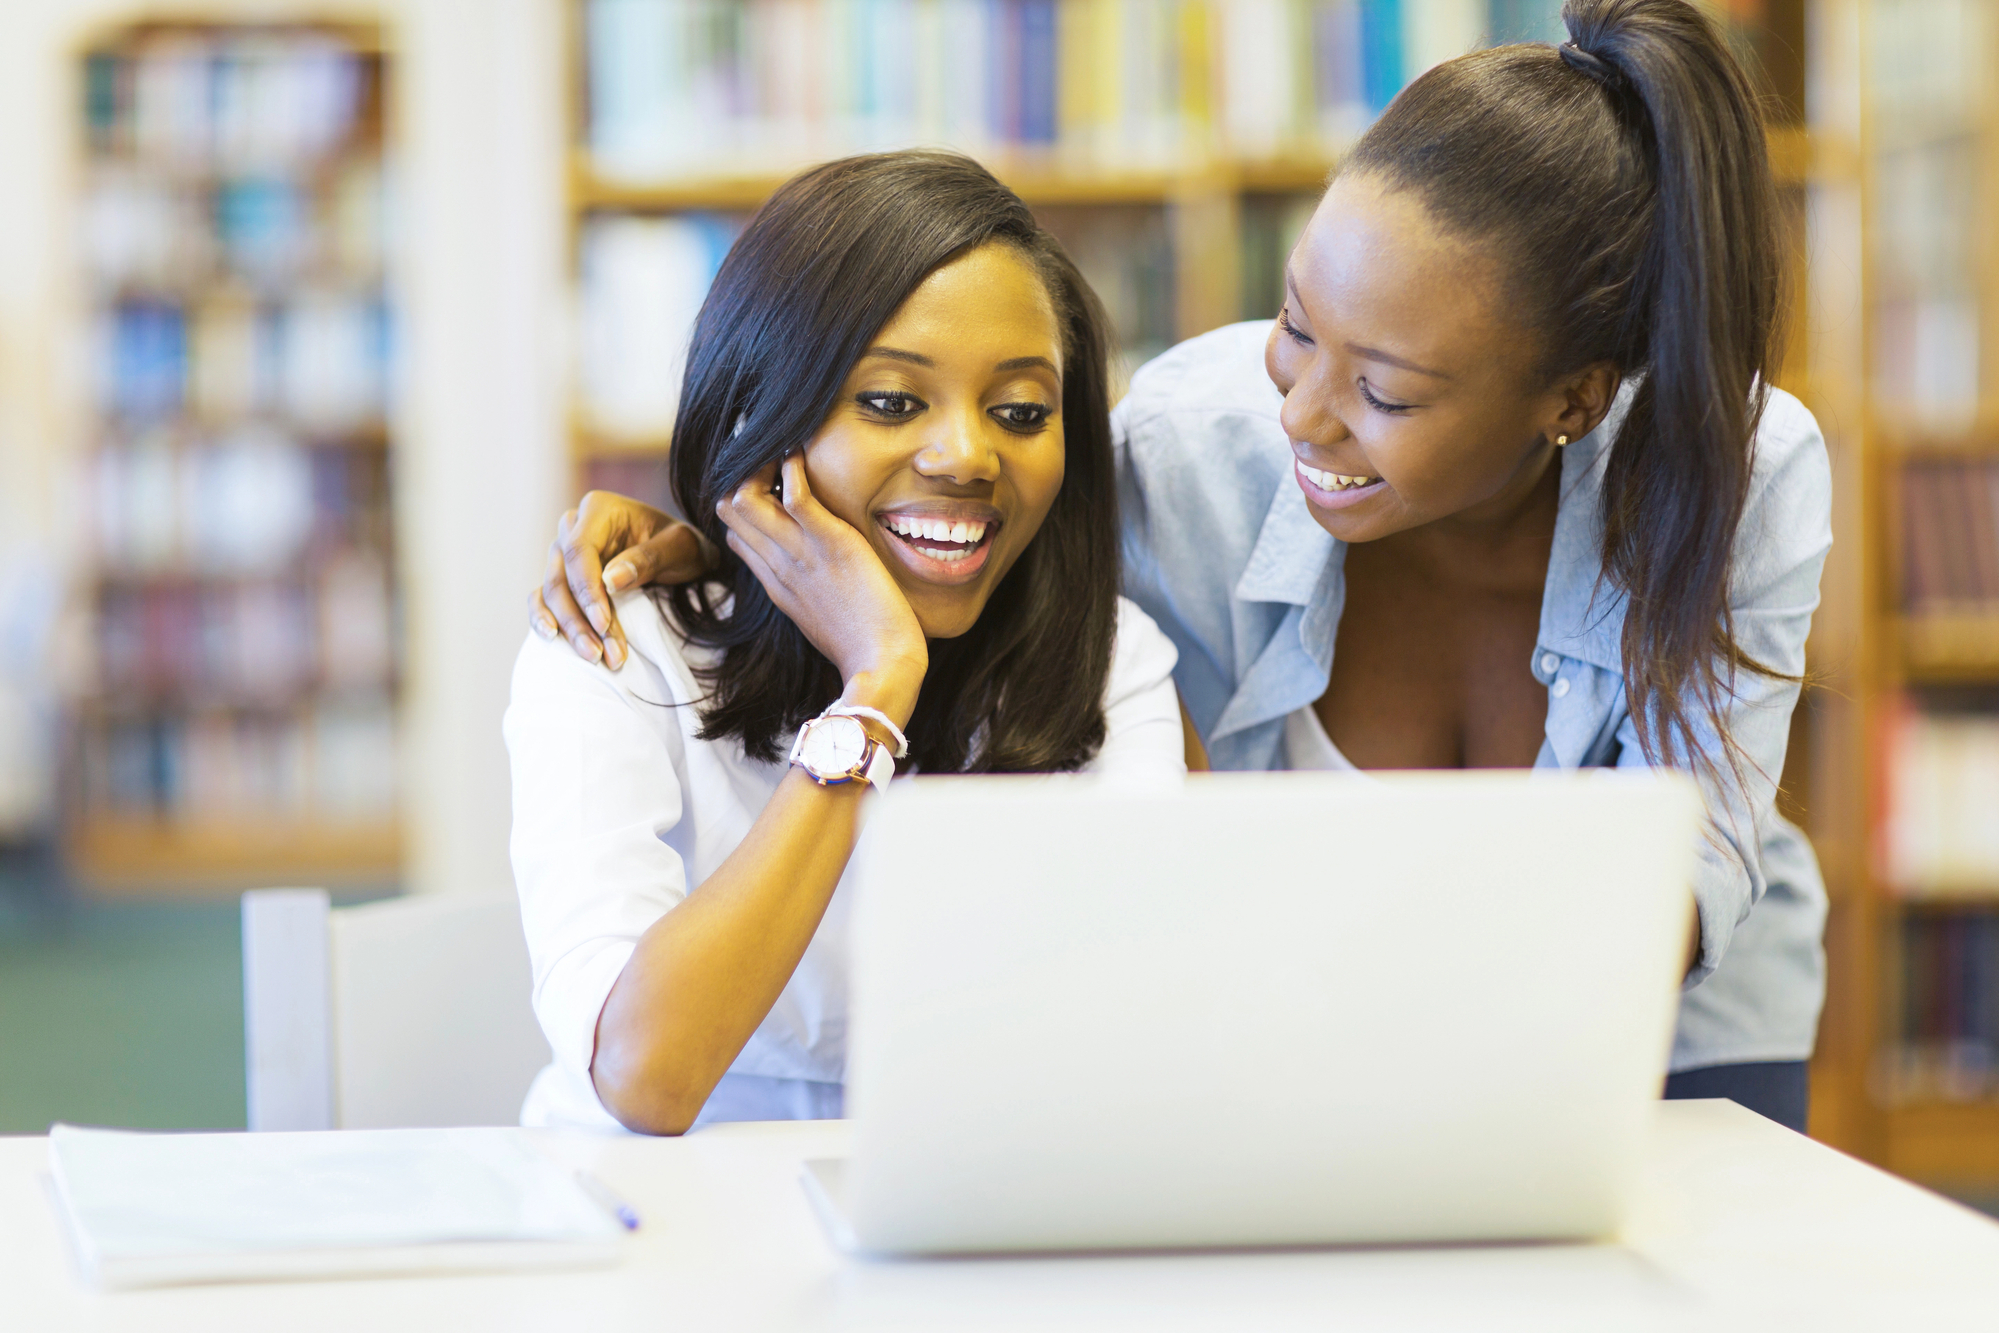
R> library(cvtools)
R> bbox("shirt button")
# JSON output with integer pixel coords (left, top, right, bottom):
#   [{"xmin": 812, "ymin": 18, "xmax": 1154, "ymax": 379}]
[
  {"xmin": 1551, "ymin": 677, "xmax": 1571, "ymax": 699},
  {"xmin": 1539, "ymin": 653, "xmax": 1561, "ymax": 676}
]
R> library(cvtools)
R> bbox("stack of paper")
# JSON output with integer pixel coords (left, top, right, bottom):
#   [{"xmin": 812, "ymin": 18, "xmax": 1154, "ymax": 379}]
[{"xmin": 47, "ymin": 1123, "xmax": 629, "ymax": 1290}]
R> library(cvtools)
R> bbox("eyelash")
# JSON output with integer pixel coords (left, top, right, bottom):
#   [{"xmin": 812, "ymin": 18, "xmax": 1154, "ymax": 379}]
[
  {"xmin": 1279, "ymin": 310, "xmax": 1414, "ymax": 417},
  {"xmin": 991, "ymin": 402, "xmax": 1051, "ymax": 432},
  {"xmin": 1357, "ymin": 380, "xmax": 1413, "ymax": 416},
  {"xmin": 857, "ymin": 391, "xmax": 923, "ymax": 419},
  {"xmin": 856, "ymin": 393, "xmax": 1052, "ymax": 433}
]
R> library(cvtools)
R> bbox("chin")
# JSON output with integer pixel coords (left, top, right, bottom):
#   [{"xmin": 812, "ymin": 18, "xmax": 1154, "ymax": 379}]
[{"xmin": 908, "ymin": 592, "xmax": 988, "ymax": 641}]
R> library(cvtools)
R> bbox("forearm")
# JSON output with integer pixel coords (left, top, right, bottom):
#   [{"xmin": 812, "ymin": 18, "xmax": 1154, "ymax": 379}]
[{"xmin": 591, "ymin": 769, "xmax": 869, "ymax": 1134}]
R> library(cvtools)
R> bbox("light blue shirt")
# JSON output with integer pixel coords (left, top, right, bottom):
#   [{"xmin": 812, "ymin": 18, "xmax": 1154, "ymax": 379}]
[{"xmin": 1114, "ymin": 322, "xmax": 1833, "ymax": 1072}]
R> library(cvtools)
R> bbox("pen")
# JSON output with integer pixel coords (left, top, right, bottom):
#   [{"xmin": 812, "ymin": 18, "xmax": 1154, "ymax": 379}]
[{"xmin": 574, "ymin": 1169, "xmax": 642, "ymax": 1231}]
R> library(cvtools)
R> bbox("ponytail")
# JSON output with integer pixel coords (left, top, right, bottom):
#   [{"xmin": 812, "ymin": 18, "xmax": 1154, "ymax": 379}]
[{"xmin": 1345, "ymin": 0, "xmax": 1786, "ymax": 787}]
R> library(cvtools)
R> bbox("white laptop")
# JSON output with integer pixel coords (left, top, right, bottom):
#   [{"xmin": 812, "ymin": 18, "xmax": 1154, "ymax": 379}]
[{"xmin": 804, "ymin": 770, "xmax": 1700, "ymax": 1256}]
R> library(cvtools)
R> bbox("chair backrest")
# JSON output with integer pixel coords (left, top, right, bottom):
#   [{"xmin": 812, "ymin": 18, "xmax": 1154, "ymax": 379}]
[{"xmin": 242, "ymin": 889, "xmax": 551, "ymax": 1130}]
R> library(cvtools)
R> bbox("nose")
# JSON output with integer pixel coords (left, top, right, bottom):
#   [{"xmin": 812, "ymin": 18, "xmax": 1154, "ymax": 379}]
[
  {"xmin": 1278, "ymin": 356, "xmax": 1353, "ymax": 452},
  {"xmin": 913, "ymin": 404, "xmax": 1001, "ymax": 486}
]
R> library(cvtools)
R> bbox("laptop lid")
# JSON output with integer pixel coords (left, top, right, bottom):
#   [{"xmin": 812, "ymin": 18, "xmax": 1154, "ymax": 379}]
[{"xmin": 839, "ymin": 771, "xmax": 1700, "ymax": 1254}]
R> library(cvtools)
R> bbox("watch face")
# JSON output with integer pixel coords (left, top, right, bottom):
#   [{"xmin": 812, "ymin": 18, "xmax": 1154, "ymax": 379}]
[{"xmin": 799, "ymin": 716, "xmax": 868, "ymax": 776}]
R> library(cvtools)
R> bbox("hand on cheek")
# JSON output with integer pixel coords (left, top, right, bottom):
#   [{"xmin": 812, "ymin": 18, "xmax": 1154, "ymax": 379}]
[{"xmin": 716, "ymin": 452, "xmax": 929, "ymax": 725}]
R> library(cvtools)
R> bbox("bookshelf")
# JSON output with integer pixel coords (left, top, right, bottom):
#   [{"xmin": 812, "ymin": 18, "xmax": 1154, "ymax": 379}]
[
  {"xmin": 67, "ymin": 21, "xmax": 402, "ymax": 893},
  {"xmin": 562, "ymin": 1, "xmax": 1999, "ymax": 1188},
  {"xmin": 1800, "ymin": 0, "xmax": 1999, "ymax": 1197}
]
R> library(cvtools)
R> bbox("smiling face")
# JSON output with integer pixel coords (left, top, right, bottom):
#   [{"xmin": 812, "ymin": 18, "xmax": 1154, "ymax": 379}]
[
  {"xmin": 800, "ymin": 241, "xmax": 1067, "ymax": 639},
  {"xmin": 1266, "ymin": 173, "xmax": 1612, "ymax": 543}
]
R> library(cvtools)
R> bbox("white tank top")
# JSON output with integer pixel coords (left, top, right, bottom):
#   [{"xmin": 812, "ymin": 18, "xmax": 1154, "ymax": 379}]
[{"xmin": 1282, "ymin": 704, "xmax": 1361, "ymax": 772}]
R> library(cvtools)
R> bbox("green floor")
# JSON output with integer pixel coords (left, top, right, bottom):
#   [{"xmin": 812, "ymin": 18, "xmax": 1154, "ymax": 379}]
[
  {"xmin": 0, "ymin": 844, "xmax": 393, "ymax": 1135},
  {"xmin": 0, "ymin": 874, "xmax": 247, "ymax": 1134}
]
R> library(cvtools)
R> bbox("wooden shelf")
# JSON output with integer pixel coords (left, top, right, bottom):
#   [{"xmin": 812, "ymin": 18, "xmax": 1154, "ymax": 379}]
[
  {"xmin": 1900, "ymin": 615, "xmax": 1999, "ymax": 681},
  {"xmin": 66, "ymin": 815, "xmax": 401, "ymax": 894},
  {"xmin": 571, "ymin": 152, "xmax": 1342, "ymax": 214},
  {"xmin": 1883, "ymin": 1102, "xmax": 1999, "ymax": 1189},
  {"xmin": 573, "ymin": 131, "xmax": 1820, "ymax": 214}
]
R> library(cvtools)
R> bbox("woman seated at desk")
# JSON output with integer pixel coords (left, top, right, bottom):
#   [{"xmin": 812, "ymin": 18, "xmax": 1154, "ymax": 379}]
[
  {"xmin": 534, "ymin": 0, "xmax": 1833, "ymax": 1132},
  {"xmin": 505, "ymin": 151, "xmax": 1188, "ymax": 1135}
]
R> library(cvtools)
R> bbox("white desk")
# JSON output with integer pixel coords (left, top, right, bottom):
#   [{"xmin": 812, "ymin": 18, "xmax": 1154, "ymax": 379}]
[{"xmin": 4, "ymin": 1101, "xmax": 1997, "ymax": 1332}]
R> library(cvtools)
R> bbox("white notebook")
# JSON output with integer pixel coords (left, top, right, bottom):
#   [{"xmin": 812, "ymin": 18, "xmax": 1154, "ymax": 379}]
[{"xmin": 47, "ymin": 1123, "xmax": 629, "ymax": 1290}]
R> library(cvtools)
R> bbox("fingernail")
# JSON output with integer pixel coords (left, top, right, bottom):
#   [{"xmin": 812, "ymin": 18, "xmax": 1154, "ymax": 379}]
[
  {"xmin": 533, "ymin": 616, "xmax": 557, "ymax": 640},
  {"xmin": 586, "ymin": 603, "xmax": 610, "ymax": 636},
  {"xmin": 604, "ymin": 639, "xmax": 625, "ymax": 671},
  {"xmin": 603, "ymin": 562, "xmax": 632, "ymax": 593},
  {"xmin": 575, "ymin": 636, "xmax": 602, "ymax": 664}
]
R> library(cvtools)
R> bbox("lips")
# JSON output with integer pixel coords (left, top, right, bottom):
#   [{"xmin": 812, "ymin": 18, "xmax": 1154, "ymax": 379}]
[
  {"xmin": 1294, "ymin": 459, "xmax": 1388, "ymax": 511},
  {"xmin": 876, "ymin": 505, "xmax": 1002, "ymax": 584}
]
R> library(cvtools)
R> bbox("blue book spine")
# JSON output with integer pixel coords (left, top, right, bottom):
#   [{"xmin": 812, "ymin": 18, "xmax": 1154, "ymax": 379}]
[
  {"xmin": 1359, "ymin": 0, "xmax": 1402, "ymax": 115},
  {"xmin": 1019, "ymin": 0, "xmax": 1057, "ymax": 143}
]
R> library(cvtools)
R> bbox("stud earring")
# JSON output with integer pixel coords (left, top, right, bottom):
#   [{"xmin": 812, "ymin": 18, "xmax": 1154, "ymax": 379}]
[{"xmin": 1555, "ymin": 433, "xmax": 1570, "ymax": 447}]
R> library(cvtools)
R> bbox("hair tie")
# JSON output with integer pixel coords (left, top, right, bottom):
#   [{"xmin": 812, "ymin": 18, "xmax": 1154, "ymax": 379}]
[{"xmin": 1559, "ymin": 41, "xmax": 1627, "ymax": 92}]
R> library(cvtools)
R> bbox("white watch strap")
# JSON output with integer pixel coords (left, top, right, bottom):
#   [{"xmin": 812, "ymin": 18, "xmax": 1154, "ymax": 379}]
[{"xmin": 861, "ymin": 738, "xmax": 895, "ymax": 795}]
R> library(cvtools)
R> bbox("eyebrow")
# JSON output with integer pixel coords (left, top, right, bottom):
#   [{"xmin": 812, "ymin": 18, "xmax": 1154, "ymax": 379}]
[
  {"xmin": 1283, "ymin": 272, "xmax": 1452, "ymax": 381},
  {"xmin": 863, "ymin": 346, "xmax": 933, "ymax": 367},
  {"xmin": 864, "ymin": 348, "xmax": 1059, "ymax": 376},
  {"xmin": 995, "ymin": 355, "xmax": 1058, "ymax": 374}
]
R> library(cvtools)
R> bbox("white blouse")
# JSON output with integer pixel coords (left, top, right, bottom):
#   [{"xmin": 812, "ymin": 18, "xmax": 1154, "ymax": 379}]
[
  {"xmin": 1282, "ymin": 705, "xmax": 1358, "ymax": 773},
  {"xmin": 504, "ymin": 589, "xmax": 1186, "ymax": 1132}
]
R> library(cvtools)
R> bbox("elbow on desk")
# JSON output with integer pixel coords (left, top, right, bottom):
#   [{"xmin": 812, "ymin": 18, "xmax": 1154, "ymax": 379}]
[{"xmin": 590, "ymin": 1041, "xmax": 712, "ymax": 1137}]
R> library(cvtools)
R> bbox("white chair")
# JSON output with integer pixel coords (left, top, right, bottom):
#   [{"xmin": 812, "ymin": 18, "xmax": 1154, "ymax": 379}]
[{"xmin": 241, "ymin": 889, "xmax": 552, "ymax": 1130}]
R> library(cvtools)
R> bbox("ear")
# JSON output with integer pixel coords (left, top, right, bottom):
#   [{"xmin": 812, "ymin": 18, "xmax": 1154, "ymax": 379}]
[{"xmin": 1549, "ymin": 363, "xmax": 1620, "ymax": 443}]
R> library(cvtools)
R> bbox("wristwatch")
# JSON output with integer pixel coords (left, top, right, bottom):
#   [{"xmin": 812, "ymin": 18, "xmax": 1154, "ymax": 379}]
[{"xmin": 789, "ymin": 713, "xmax": 895, "ymax": 795}]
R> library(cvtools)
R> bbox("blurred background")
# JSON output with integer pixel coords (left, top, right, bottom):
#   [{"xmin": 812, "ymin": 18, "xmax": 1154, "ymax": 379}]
[{"xmin": 0, "ymin": 0, "xmax": 1993, "ymax": 1212}]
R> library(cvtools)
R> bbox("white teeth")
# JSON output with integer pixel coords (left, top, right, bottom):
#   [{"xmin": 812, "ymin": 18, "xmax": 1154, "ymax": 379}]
[
  {"xmin": 1297, "ymin": 462, "xmax": 1379, "ymax": 492},
  {"xmin": 885, "ymin": 515, "xmax": 989, "ymax": 548}
]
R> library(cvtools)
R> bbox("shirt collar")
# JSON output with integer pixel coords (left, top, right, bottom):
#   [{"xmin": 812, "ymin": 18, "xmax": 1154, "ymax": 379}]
[
  {"xmin": 1233, "ymin": 474, "xmax": 1336, "ymax": 607},
  {"xmin": 1537, "ymin": 386, "xmax": 1635, "ymax": 674}
]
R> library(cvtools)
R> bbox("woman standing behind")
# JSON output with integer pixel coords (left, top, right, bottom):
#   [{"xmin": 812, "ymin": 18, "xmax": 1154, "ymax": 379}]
[{"xmin": 537, "ymin": 0, "xmax": 1831, "ymax": 1130}]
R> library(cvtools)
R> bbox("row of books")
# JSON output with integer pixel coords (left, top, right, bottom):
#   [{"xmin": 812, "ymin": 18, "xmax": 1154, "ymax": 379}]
[
  {"xmin": 1869, "ymin": 0, "xmax": 1987, "ymax": 435},
  {"xmin": 1886, "ymin": 910, "xmax": 1999, "ymax": 1104},
  {"xmin": 574, "ymin": 201, "xmax": 1187, "ymax": 441},
  {"xmin": 583, "ymin": 0, "xmax": 1564, "ymax": 179},
  {"xmin": 84, "ymin": 160, "xmax": 388, "ymax": 294},
  {"xmin": 1881, "ymin": 701, "xmax": 1999, "ymax": 898},
  {"xmin": 78, "ymin": 697, "xmax": 398, "ymax": 822},
  {"xmin": 73, "ymin": 23, "xmax": 403, "ymax": 849},
  {"xmin": 1902, "ymin": 459, "xmax": 1999, "ymax": 612},
  {"xmin": 1869, "ymin": 0, "xmax": 1986, "ymax": 128},
  {"xmin": 92, "ymin": 434, "xmax": 385, "ymax": 576},
  {"xmin": 95, "ymin": 554, "xmax": 396, "ymax": 702},
  {"xmin": 84, "ymin": 34, "xmax": 370, "ymax": 170},
  {"xmin": 94, "ymin": 293, "xmax": 391, "ymax": 430}
]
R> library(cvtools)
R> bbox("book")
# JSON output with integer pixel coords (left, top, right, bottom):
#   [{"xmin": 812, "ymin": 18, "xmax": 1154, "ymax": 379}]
[{"xmin": 47, "ymin": 1123, "xmax": 627, "ymax": 1290}]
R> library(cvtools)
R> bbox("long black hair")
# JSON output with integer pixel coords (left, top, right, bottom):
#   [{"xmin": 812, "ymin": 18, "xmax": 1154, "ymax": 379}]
[
  {"xmin": 659, "ymin": 150, "xmax": 1121, "ymax": 773},
  {"xmin": 1346, "ymin": 0, "xmax": 1788, "ymax": 784}
]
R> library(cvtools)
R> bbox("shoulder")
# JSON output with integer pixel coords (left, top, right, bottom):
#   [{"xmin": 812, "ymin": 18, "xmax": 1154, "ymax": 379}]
[
  {"xmin": 1748, "ymin": 386, "xmax": 1831, "ymax": 494},
  {"xmin": 507, "ymin": 587, "xmax": 706, "ymax": 716},
  {"xmin": 1118, "ymin": 321, "xmax": 1284, "ymax": 428},
  {"xmin": 1114, "ymin": 324, "xmax": 1294, "ymax": 599},
  {"xmin": 1106, "ymin": 595, "xmax": 1179, "ymax": 703},
  {"xmin": 1736, "ymin": 385, "xmax": 1833, "ymax": 580},
  {"xmin": 1116, "ymin": 323, "xmax": 1291, "ymax": 490}
]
